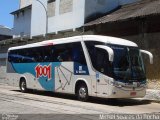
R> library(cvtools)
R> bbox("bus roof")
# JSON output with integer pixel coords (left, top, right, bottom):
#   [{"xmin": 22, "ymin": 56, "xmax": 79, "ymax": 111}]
[{"xmin": 8, "ymin": 35, "xmax": 138, "ymax": 51}]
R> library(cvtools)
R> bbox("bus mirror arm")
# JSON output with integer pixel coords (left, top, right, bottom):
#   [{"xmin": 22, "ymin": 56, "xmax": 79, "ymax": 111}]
[
  {"xmin": 140, "ymin": 50, "xmax": 153, "ymax": 64},
  {"xmin": 95, "ymin": 45, "xmax": 114, "ymax": 62}
]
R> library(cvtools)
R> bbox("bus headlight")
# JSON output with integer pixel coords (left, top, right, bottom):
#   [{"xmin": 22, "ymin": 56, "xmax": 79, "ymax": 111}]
[
  {"xmin": 110, "ymin": 81, "xmax": 115, "ymax": 86},
  {"xmin": 118, "ymin": 85, "xmax": 122, "ymax": 88},
  {"xmin": 110, "ymin": 81, "xmax": 123, "ymax": 88}
]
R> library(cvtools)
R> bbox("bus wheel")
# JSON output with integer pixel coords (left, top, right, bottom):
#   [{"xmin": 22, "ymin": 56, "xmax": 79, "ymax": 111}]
[
  {"xmin": 77, "ymin": 84, "xmax": 88, "ymax": 102},
  {"xmin": 20, "ymin": 79, "xmax": 27, "ymax": 93}
]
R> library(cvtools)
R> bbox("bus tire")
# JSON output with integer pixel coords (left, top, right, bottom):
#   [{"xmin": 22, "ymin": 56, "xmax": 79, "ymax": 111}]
[
  {"xmin": 77, "ymin": 83, "xmax": 88, "ymax": 102},
  {"xmin": 20, "ymin": 78, "xmax": 27, "ymax": 93}
]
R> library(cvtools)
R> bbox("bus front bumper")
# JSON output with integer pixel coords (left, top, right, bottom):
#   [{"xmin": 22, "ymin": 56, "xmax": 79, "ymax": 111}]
[{"xmin": 108, "ymin": 86, "xmax": 146, "ymax": 98}]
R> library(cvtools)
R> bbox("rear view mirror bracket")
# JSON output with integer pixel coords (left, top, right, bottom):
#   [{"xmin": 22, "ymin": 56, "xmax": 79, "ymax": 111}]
[
  {"xmin": 140, "ymin": 50, "xmax": 153, "ymax": 64},
  {"xmin": 95, "ymin": 45, "xmax": 114, "ymax": 62}
]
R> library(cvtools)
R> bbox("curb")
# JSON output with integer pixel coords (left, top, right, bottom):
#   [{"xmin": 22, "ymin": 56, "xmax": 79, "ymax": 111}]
[{"xmin": 0, "ymin": 82, "xmax": 160, "ymax": 102}]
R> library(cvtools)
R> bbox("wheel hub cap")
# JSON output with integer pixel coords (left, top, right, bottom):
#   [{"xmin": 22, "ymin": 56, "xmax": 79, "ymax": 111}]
[
  {"xmin": 79, "ymin": 88, "xmax": 86, "ymax": 98},
  {"xmin": 21, "ymin": 82, "xmax": 26, "ymax": 90}
]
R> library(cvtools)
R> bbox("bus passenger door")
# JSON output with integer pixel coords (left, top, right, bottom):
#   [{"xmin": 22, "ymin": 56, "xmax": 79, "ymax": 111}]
[
  {"xmin": 94, "ymin": 48, "xmax": 111, "ymax": 97},
  {"xmin": 96, "ymin": 72, "xmax": 110, "ymax": 97}
]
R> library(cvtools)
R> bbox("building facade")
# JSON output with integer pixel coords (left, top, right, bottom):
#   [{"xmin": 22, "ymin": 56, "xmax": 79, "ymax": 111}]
[
  {"xmin": 20, "ymin": 0, "xmax": 33, "ymax": 8},
  {"xmin": 12, "ymin": 0, "xmax": 139, "ymax": 38},
  {"xmin": 11, "ymin": 5, "xmax": 32, "ymax": 38}
]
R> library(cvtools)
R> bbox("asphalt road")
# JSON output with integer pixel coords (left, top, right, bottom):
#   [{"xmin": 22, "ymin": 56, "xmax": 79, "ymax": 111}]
[{"xmin": 0, "ymin": 84, "xmax": 160, "ymax": 120}]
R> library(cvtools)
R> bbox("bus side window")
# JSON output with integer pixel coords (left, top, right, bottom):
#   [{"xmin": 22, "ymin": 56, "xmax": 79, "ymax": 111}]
[
  {"xmin": 8, "ymin": 51, "xmax": 15, "ymax": 63},
  {"xmin": 52, "ymin": 42, "xmax": 86, "ymax": 65},
  {"xmin": 11, "ymin": 51, "xmax": 22, "ymax": 63},
  {"xmin": 52, "ymin": 44, "xmax": 71, "ymax": 62},
  {"xmin": 72, "ymin": 47, "xmax": 80, "ymax": 62},
  {"xmin": 72, "ymin": 43, "xmax": 86, "ymax": 65}
]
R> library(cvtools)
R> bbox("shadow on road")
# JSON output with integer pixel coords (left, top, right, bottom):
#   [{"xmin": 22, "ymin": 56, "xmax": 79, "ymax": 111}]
[{"xmin": 11, "ymin": 89, "xmax": 151, "ymax": 107}]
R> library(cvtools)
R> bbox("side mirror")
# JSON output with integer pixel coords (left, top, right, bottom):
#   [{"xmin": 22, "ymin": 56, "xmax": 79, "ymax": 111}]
[
  {"xmin": 95, "ymin": 45, "xmax": 114, "ymax": 62},
  {"xmin": 140, "ymin": 50, "xmax": 153, "ymax": 64}
]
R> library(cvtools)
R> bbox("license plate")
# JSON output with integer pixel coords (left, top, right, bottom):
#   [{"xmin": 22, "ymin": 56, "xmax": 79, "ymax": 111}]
[{"xmin": 130, "ymin": 92, "xmax": 136, "ymax": 96}]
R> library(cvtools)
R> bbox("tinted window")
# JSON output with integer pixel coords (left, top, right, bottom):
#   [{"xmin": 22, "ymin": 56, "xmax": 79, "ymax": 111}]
[
  {"xmin": 8, "ymin": 42, "xmax": 87, "ymax": 65},
  {"xmin": 53, "ymin": 42, "xmax": 86, "ymax": 65},
  {"xmin": 8, "ymin": 46, "xmax": 52, "ymax": 63},
  {"xmin": 85, "ymin": 41, "xmax": 113, "ymax": 77}
]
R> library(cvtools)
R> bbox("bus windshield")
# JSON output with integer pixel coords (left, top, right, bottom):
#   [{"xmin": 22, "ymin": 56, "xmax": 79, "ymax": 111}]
[{"xmin": 110, "ymin": 45, "xmax": 146, "ymax": 81}]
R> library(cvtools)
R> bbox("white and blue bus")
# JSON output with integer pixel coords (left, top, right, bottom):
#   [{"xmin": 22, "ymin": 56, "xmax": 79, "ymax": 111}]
[{"xmin": 7, "ymin": 35, "xmax": 153, "ymax": 101}]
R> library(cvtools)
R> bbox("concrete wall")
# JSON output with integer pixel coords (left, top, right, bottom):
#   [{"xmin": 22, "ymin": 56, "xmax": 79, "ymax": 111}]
[
  {"xmin": 31, "ymin": 0, "xmax": 85, "ymax": 36},
  {"xmin": 84, "ymin": 0, "xmax": 140, "ymax": 22},
  {"xmin": 31, "ymin": 0, "xmax": 47, "ymax": 36},
  {"xmin": 0, "ymin": 53, "xmax": 7, "ymax": 59},
  {"xmin": 85, "ymin": 0, "xmax": 119, "ymax": 22},
  {"xmin": 122, "ymin": 32, "xmax": 160, "ymax": 81},
  {"xmin": 13, "ymin": 8, "xmax": 32, "ymax": 38},
  {"xmin": 20, "ymin": 0, "xmax": 33, "ymax": 8},
  {"xmin": 0, "ymin": 58, "xmax": 6, "ymax": 84},
  {"xmin": 48, "ymin": 0, "xmax": 85, "ymax": 34}
]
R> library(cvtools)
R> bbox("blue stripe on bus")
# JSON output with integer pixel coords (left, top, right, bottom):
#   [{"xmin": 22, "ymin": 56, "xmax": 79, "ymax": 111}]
[{"xmin": 12, "ymin": 62, "xmax": 61, "ymax": 91}]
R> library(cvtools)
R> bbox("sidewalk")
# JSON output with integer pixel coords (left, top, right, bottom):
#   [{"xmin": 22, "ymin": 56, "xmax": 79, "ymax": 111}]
[
  {"xmin": 0, "ymin": 81, "xmax": 160, "ymax": 102},
  {"xmin": 144, "ymin": 89, "xmax": 160, "ymax": 102}
]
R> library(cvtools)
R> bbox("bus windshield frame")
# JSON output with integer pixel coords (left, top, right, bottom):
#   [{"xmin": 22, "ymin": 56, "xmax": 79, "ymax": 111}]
[
  {"xmin": 85, "ymin": 41, "xmax": 146, "ymax": 82},
  {"xmin": 108, "ymin": 44, "xmax": 146, "ymax": 82}
]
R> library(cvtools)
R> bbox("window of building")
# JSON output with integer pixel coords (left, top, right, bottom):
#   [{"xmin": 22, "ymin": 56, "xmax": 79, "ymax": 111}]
[
  {"xmin": 59, "ymin": 0, "xmax": 73, "ymax": 14},
  {"xmin": 47, "ymin": 0, "xmax": 56, "ymax": 17},
  {"xmin": 97, "ymin": 0, "xmax": 105, "ymax": 5}
]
